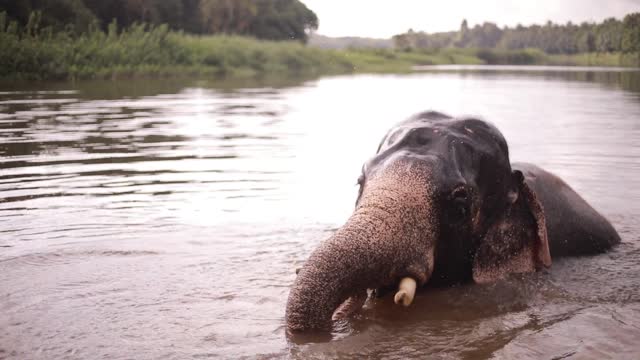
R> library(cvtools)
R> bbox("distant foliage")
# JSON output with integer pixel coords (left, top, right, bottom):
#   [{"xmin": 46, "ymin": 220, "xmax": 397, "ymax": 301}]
[
  {"xmin": 0, "ymin": 0, "xmax": 97, "ymax": 33},
  {"xmin": 0, "ymin": 14, "xmax": 351, "ymax": 80},
  {"xmin": 308, "ymin": 34, "xmax": 393, "ymax": 50},
  {"xmin": 393, "ymin": 14, "xmax": 640, "ymax": 55},
  {"xmin": 622, "ymin": 13, "xmax": 640, "ymax": 53},
  {"xmin": 0, "ymin": 0, "xmax": 318, "ymax": 42},
  {"xmin": 0, "ymin": 14, "xmax": 635, "ymax": 81}
]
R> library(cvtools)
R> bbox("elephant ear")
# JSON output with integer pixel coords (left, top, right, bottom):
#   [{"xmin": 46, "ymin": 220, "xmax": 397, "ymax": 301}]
[{"xmin": 473, "ymin": 170, "xmax": 551, "ymax": 284}]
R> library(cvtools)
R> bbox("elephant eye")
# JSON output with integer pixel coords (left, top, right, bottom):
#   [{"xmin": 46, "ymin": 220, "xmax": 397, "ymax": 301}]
[
  {"xmin": 355, "ymin": 174, "xmax": 365, "ymax": 205},
  {"xmin": 448, "ymin": 187, "xmax": 471, "ymax": 221},
  {"xmin": 452, "ymin": 187, "xmax": 468, "ymax": 201}
]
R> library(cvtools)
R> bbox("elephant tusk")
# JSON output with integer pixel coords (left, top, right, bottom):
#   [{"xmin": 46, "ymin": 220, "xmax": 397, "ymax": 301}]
[{"xmin": 394, "ymin": 277, "xmax": 417, "ymax": 307}]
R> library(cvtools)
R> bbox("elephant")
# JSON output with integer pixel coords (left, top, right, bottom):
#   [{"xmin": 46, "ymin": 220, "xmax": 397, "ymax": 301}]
[{"xmin": 285, "ymin": 111, "xmax": 621, "ymax": 334}]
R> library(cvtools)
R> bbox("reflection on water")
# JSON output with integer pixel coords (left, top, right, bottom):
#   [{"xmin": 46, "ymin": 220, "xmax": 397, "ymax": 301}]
[{"xmin": 1, "ymin": 67, "xmax": 639, "ymax": 359}]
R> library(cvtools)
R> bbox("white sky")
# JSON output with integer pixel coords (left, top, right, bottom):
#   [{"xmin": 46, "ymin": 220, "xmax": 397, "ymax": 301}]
[{"xmin": 301, "ymin": 0, "xmax": 640, "ymax": 38}]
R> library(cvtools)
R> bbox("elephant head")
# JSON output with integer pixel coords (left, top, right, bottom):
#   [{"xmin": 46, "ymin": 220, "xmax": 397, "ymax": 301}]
[{"xmin": 285, "ymin": 111, "xmax": 551, "ymax": 333}]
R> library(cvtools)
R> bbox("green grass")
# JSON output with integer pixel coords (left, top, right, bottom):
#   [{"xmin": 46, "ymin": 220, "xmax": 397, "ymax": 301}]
[
  {"xmin": 475, "ymin": 48, "xmax": 640, "ymax": 67},
  {"xmin": 0, "ymin": 23, "xmax": 637, "ymax": 81},
  {"xmin": 545, "ymin": 52, "xmax": 640, "ymax": 67},
  {"xmin": 332, "ymin": 48, "xmax": 480, "ymax": 73},
  {"xmin": 0, "ymin": 24, "xmax": 357, "ymax": 80}
]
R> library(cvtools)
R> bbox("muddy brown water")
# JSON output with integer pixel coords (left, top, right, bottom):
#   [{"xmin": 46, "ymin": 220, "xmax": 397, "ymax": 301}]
[{"xmin": 1, "ymin": 66, "xmax": 639, "ymax": 359}]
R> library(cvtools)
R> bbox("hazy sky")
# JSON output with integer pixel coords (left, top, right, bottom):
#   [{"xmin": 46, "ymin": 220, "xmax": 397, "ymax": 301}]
[{"xmin": 301, "ymin": 0, "xmax": 640, "ymax": 38}]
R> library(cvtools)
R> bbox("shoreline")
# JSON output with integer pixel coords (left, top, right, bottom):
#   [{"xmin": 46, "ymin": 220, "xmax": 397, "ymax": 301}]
[
  {"xmin": 1, "ymin": 29, "xmax": 638, "ymax": 82},
  {"xmin": 412, "ymin": 64, "xmax": 640, "ymax": 72},
  {"xmin": 2, "ymin": 56, "xmax": 638, "ymax": 82},
  {"xmin": 1, "ymin": 62, "xmax": 638, "ymax": 88}
]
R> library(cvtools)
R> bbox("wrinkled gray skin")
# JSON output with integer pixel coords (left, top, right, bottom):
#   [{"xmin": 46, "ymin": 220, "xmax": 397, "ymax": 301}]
[{"xmin": 285, "ymin": 111, "xmax": 621, "ymax": 334}]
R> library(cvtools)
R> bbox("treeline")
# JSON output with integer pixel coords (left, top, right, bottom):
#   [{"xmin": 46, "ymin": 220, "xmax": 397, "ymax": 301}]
[
  {"xmin": 0, "ymin": 0, "xmax": 318, "ymax": 41},
  {"xmin": 0, "ymin": 14, "xmax": 636, "ymax": 82},
  {"xmin": 394, "ymin": 14, "xmax": 640, "ymax": 54},
  {"xmin": 0, "ymin": 19, "xmax": 349, "ymax": 80}
]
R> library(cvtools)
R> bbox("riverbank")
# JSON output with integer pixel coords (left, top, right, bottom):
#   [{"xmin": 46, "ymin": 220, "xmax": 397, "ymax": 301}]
[{"xmin": 0, "ymin": 24, "xmax": 638, "ymax": 81}]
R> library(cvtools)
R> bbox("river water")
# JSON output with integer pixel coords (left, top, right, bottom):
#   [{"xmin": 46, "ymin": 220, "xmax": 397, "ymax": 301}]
[{"xmin": 1, "ymin": 66, "xmax": 639, "ymax": 359}]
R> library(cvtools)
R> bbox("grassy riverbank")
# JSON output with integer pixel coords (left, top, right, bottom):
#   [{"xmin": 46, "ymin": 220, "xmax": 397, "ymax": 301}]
[
  {"xmin": 0, "ymin": 23, "xmax": 637, "ymax": 81},
  {"xmin": 475, "ymin": 48, "xmax": 640, "ymax": 67},
  {"xmin": 0, "ymin": 24, "xmax": 486, "ymax": 80}
]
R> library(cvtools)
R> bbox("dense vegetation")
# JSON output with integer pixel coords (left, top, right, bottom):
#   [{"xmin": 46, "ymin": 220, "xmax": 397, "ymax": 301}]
[
  {"xmin": 0, "ymin": 2, "xmax": 639, "ymax": 81},
  {"xmin": 1, "ymin": 13, "xmax": 476, "ymax": 80},
  {"xmin": 393, "ymin": 14, "xmax": 640, "ymax": 55},
  {"xmin": 4, "ymin": 16, "xmax": 634, "ymax": 82},
  {"xmin": 0, "ymin": 20, "xmax": 339, "ymax": 80},
  {"xmin": 0, "ymin": 0, "xmax": 318, "ymax": 41}
]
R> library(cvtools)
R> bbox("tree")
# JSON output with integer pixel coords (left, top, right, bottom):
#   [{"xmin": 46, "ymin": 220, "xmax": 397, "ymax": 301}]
[
  {"xmin": 454, "ymin": 19, "xmax": 470, "ymax": 47},
  {"xmin": 199, "ymin": 0, "xmax": 257, "ymax": 34},
  {"xmin": 596, "ymin": 18, "xmax": 623, "ymax": 52},
  {"xmin": 621, "ymin": 13, "xmax": 640, "ymax": 53},
  {"xmin": 392, "ymin": 15, "xmax": 635, "ymax": 56},
  {"xmin": 392, "ymin": 32, "xmax": 414, "ymax": 50},
  {"xmin": 248, "ymin": 0, "xmax": 318, "ymax": 42},
  {"xmin": 5, "ymin": 0, "xmax": 318, "ymax": 41},
  {"xmin": 0, "ymin": 0, "xmax": 97, "ymax": 33}
]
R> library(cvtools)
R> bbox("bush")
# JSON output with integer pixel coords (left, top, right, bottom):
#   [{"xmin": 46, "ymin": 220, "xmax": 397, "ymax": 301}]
[
  {"xmin": 476, "ymin": 48, "xmax": 546, "ymax": 65},
  {"xmin": 0, "ymin": 10, "xmax": 634, "ymax": 81},
  {"xmin": 0, "ymin": 16, "xmax": 357, "ymax": 80}
]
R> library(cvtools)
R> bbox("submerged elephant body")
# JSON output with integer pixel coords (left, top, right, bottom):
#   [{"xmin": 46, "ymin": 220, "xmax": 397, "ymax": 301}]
[
  {"xmin": 286, "ymin": 111, "xmax": 620, "ymax": 333},
  {"xmin": 515, "ymin": 163, "xmax": 621, "ymax": 257}
]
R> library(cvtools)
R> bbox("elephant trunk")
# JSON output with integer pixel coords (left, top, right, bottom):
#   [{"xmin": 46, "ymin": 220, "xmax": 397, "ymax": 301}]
[{"xmin": 285, "ymin": 161, "xmax": 438, "ymax": 333}]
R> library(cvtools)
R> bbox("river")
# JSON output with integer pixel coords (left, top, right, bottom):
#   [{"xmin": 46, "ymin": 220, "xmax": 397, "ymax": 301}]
[{"xmin": 1, "ymin": 66, "xmax": 639, "ymax": 359}]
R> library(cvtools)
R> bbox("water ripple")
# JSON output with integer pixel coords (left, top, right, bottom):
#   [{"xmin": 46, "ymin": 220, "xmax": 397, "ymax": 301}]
[{"xmin": 0, "ymin": 70, "xmax": 639, "ymax": 359}]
